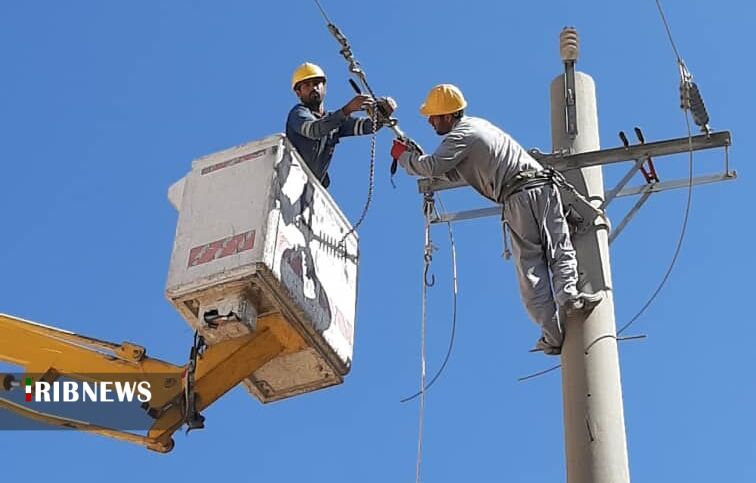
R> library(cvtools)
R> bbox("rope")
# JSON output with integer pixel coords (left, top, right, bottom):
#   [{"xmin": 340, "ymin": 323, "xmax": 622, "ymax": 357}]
[
  {"xmin": 414, "ymin": 193, "xmax": 436, "ymax": 483},
  {"xmin": 548, "ymin": 168, "xmax": 605, "ymax": 220},
  {"xmin": 401, "ymin": 195, "xmax": 458, "ymax": 403}
]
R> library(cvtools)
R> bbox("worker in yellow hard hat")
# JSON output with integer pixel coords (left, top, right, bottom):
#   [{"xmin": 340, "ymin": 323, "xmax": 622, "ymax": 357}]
[
  {"xmin": 286, "ymin": 62, "xmax": 396, "ymax": 188},
  {"xmin": 390, "ymin": 84, "xmax": 602, "ymax": 355}
]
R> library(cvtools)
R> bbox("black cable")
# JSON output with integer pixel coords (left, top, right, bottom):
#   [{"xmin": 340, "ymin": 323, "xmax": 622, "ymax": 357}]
[
  {"xmin": 655, "ymin": 0, "xmax": 683, "ymax": 64},
  {"xmin": 618, "ymin": 0, "xmax": 698, "ymax": 334},
  {"xmin": 401, "ymin": 198, "xmax": 458, "ymax": 403},
  {"xmin": 517, "ymin": 363, "xmax": 561, "ymax": 383},
  {"xmin": 617, "ymin": 112, "xmax": 694, "ymax": 335}
]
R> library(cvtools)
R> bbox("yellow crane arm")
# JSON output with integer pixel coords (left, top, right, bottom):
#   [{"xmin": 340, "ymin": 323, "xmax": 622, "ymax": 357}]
[{"xmin": 0, "ymin": 312, "xmax": 306, "ymax": 453}]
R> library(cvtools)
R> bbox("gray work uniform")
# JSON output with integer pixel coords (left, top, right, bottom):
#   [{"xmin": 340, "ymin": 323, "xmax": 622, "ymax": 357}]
[{"xmin": 396, "ymin": 116, "xmax": 579, "ymax": 346}]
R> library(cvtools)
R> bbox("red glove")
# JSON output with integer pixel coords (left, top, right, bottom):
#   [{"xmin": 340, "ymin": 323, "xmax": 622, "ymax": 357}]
[{"xmin": 391, "ymin": 139, "xmax": 408, "ymax": 161}]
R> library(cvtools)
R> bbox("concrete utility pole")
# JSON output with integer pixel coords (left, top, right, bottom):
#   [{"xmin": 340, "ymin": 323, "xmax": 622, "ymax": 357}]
[
  {"xmin": 552, "ymin": 28, "xmax": 630, "ymax": 483},
  {"xmin": 417, "ymin": 26, "xmax": 732, "ymax": 483}
]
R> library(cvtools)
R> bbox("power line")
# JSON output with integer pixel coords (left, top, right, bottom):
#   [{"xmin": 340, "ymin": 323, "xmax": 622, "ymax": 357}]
[
  {"xmin": 618, "ymin": 111, "xmax": 695, "ymax": 335},
  {"xmin": 655, "ymin": 0, "xmax": 683, "ymax": 63}
]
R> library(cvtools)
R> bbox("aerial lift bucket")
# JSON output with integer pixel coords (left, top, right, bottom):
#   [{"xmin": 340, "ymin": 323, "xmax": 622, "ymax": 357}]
[{"xmin": 165, "ymin": 134, "xmax": 358, "ymax": 403}]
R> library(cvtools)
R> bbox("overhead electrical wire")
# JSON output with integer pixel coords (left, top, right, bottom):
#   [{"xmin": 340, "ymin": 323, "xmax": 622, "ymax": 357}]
[{"xmin": 618, "ymin": 0, "xmax": 699, "ymax": 335}]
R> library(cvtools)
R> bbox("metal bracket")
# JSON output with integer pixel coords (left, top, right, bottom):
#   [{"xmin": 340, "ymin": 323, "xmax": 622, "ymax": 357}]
[
  {"xmin": 430, "ymin": 172, "xmax": 736, "ymax": 226},
  {"xmin": 418, "ymin": 131, "xmax": 731, "ymax": 195},
  {"xmin": 421, "ymin": 129, "xmax": 735, "ymax": 249},
  {"xmin": 564, "ymin": 61, "xmax": 578, "ymax": 139},
  {"xmin": 609, "ymin": 191, "xmax": 653, "ymax": 244},
  {"xmin": 603, "ymin": 157, "xmax": 645, "ymax": 209}
]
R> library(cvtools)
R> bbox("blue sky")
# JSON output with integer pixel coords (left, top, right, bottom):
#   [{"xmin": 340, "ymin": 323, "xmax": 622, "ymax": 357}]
[{"xmin": 1, "ymin": 1, "xmax": 753, "ymax": 481}]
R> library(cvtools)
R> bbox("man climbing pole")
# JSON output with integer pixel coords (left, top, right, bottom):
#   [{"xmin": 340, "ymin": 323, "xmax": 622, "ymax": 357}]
[
  {"xmin": 286, "ymin": 62, "xmax": 396, "ymax": 188},
  {"xmin": 391, "ymin": 84, "xmax": 602, "ymax": 355}
]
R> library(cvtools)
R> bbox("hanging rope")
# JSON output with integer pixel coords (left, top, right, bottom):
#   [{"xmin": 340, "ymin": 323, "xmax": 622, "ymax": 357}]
[
  {"xmin": 401, "ymin": 195, "xmax": 458, "ymax": 403},
  {"xmin": 414, "ymin": 192, "xmax": 437, "ymax": 483}
]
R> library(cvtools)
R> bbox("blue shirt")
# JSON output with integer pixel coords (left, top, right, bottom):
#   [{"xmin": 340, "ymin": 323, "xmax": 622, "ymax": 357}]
[{"xmin": 286, "ymin": 103, "xmax": 375, "ymax": 188}]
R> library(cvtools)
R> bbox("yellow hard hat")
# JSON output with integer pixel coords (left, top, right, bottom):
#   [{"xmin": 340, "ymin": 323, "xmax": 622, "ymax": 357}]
[
  {"xmin": 419, "ymin": 84, "xmax": 468, "ymax": 116},
  {"xmin": 291, "ymin": 62, "xmax": 326, "ymax": 90}
]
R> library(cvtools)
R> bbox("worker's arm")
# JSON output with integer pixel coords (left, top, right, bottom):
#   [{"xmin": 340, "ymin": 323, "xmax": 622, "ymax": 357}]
[
  {"xmin": 395, "ymin": 129, "xmax": 474, "ymax": 178},
  {"xmin": 288, "ymin": 94, "xmax": 375, "ymax": 141},
  {"xmin": 337, "ymin": 116, "xmax": 376, "ymax": 138},
  {"xmin": 287, "ymin": 105, "xmax": 347, "ymax": 140}
]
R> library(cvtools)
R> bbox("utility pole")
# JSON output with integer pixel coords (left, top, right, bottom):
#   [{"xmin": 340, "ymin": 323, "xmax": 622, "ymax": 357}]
[
  {"xmin": 552, "ymin": 28, "xmax": 630, "ymax": 482},
  {"xmin": 417, "ymin": 26, "xmax": 733, "ymax": 482}
]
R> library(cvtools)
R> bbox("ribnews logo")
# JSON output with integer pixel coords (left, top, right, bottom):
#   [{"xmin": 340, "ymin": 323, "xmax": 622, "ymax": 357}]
[
  {"xmin": 0, "ymin": 373, "xmax": 176, "ymax": 430},
  {"xmin": 23, "ymin": 377, "xmax": 152, "ymax": 403}
]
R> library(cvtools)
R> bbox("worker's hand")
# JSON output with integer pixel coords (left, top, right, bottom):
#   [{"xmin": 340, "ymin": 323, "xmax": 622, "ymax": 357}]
[
  {"xmin": 406, "ymin": 137, "xmax": 423, "ymax": 155},
  {"xmin": 341, "ymin": 94, "xmax": 374, "ymax": 116},
  {"xmin": 391, "ymin": 139, "xmax": 409, "ymax": 161}
]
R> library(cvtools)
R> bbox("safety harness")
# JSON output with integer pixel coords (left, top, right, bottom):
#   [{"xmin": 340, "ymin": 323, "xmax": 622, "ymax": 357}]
[{"xmin": 498, "ymin": 167, "xmax": 607, "ymax": 261}]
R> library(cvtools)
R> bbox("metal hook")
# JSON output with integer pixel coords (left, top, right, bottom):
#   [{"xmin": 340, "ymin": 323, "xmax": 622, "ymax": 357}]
[{"xmin": 424, "ymin": 263, "xmax": 435, "ymax": 287}]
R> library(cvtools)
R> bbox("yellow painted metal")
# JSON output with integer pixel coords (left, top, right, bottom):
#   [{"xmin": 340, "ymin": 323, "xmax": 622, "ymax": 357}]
[{"xmin": 0, "ymin": 312, "xmax": 307, "ymax": 453}]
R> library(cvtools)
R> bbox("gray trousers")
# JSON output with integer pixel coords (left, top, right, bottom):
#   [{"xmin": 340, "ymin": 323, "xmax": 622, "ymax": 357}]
[{"xmin": 503, "ymin": 183, "xmax": 579, "ymax": 346}]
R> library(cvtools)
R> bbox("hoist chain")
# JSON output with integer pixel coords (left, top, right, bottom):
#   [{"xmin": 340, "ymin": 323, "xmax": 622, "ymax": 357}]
[
  {"xmin": 341, "ymin": 104, "xmax": 378, "ymax": 243},
  {"xmin": 182, "ymin": 331, "xmax": 206, "ymax": 433}
]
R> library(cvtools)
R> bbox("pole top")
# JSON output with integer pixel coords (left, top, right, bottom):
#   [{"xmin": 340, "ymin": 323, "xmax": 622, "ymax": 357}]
[{"xmin": 560, "ymin": 27, "xmax": 579, "ymax": 62}]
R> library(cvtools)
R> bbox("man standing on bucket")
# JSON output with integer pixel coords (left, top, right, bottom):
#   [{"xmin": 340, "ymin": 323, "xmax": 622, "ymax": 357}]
[{"xmin": 286, "ymin": 62, "xmax": 395, "ymax": 188}]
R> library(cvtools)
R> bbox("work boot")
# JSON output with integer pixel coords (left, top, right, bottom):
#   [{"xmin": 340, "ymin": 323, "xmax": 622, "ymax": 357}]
[
  {"xmin": 531, "ymin": 318, "xmax": 563, "ymax": 356},
  {"xmin": 566, "ymin": 291, "xmax": 603, "ymax": 316},
  {"xmin": 533, "ymin": 336, "xmax": 562, "ymax": 356}
]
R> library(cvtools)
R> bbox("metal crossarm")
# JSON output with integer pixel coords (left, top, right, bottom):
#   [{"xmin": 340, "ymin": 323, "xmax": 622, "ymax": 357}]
[
  {"xmin": 418, "ymin": 131, "xmax": 731, "ymax": 194},
  {"xmin": 421, "ymin": 130, "xmax": 735, "ymax": 243}
]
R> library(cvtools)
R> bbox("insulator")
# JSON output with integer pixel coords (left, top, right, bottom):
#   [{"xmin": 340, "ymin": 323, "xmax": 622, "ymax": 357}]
[
  {"xmin": 688, "ymin": 82, "xmax": 710, "ymax": 128},
  {"xmin": 560, "ymin": 27, "xmax": 579, "ymax": 62},
  {"xmin": 679, "ymin": 80, "xmax": 691, "ymax": 110}
]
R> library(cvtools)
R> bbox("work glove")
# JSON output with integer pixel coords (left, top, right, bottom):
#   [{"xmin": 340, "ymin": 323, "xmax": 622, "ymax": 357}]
[{"xmin": 391, "ymin": 139, "xmax": 409, "ymax": 161}]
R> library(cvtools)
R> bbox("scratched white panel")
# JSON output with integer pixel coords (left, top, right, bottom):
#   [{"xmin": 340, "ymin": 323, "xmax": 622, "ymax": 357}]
[
  {"xmin": 166, "ymin": 136, "xmax": 279, "ymax": 296},
  {"xmin": 265, "ymin": 145, "xmax": 357, "ymax": 367}
]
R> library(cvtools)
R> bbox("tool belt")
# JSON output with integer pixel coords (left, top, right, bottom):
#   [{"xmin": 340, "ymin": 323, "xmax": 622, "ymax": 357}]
[
  {"xmin": 498, "ymin": 169, "xmax": 557, "ymax": 203},
  {"xmin": 498, "ymin": 167, "xmax": 606, "ymax": 232}
]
